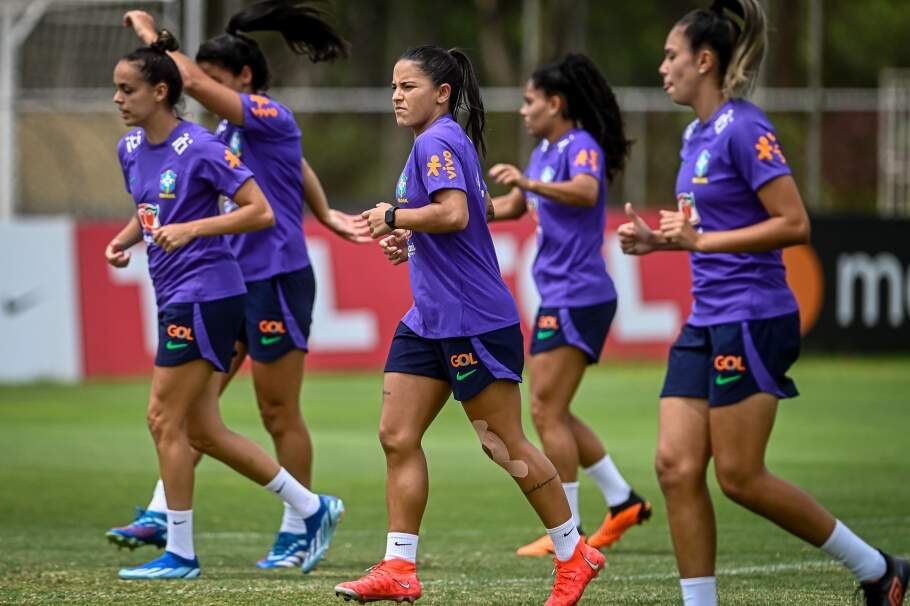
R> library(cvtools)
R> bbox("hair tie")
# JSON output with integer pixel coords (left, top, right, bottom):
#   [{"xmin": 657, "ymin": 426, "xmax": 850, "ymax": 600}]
[{"xmin": 150, "ymin": 29, "xmax": 180, "ymax": 53}]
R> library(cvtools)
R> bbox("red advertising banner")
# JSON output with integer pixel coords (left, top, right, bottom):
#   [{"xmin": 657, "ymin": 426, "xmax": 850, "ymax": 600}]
[{"xmin": 76, "ymin": 213, "xmax": 695, "ymax": 377}]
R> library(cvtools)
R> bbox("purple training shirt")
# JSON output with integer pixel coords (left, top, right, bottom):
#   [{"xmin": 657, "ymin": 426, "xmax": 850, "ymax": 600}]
[
  {"xmin": 397, "ymin": 114, "xmax": 519, "ymax": 338},
  {"xmin": 117, "ymin": 120, "xmax": 250, "ymax": 308},
  {"xmin": 216, "ymin": 93, "xmax": 310, "ymax": 281},
  {"xmin": 675, "ymin": 98, "xmax": 798, "ymax": 326},
  {"xmin": 524, "ymin": 128, "xmax": 617, "ymax": 307}
]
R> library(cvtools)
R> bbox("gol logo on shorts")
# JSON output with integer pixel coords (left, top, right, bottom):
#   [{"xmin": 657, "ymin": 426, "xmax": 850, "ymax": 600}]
[
  {"xmin": 714, "ymin": 355, "xmax": 746, "ymax": 372},
  {"xmin": 450, "ymin": 353, "xmax": 479, "ymax": 368},
  {"xmin": 167, "ymin": 324, "xmax": 194, "ymax": 341},
  {"xmin": 538, "ymin": 315, "xmax": 559, "ymax": 330},
  {"xmin": 259, "ymin": 320, "xmax": 287, "ymax": 335}
]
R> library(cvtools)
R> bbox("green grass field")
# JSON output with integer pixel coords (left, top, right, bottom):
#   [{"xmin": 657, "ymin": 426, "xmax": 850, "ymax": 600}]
[{"xmin": 0, "ymin": 357, "xmax": 908, "ymax": 605}]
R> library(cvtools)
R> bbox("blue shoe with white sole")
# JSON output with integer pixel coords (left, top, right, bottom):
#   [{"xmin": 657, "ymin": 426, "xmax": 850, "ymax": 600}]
[
  {"xmin": 118, "ymin": 551, "xmax": 200, "ymax": 580},
  {"xmin": 300, "ymin": 495, "xmax": 344, "ymax": 574},
  {"xmin": 256, "ymin": 531, "xmax": 309, "ymax": 569}
]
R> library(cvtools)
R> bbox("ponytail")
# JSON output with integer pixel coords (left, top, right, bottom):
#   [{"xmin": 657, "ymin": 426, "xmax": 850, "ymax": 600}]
[
  {"xmin": 679, "ymin": 0, "xmax": 767, "ymax": 98},
  {"xmin": 197, "ymin": 0, "xmax": 349, "ymax": 92},
  {"xmin": 531, "ymin": 53, "xmax": 630, "ymax": 183},
  {"xmin": 122, "ymin": 32, "xmax": 183, "ymax": 109},
  {"xmin": 399, "ymin": 46, "xmax": 487, "ymax": 157}
]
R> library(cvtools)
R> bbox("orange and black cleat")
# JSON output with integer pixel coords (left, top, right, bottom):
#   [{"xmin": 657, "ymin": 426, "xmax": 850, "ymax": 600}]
[
  {"xmin": 545, "ymin": 538, "xmax": 605, "ymax": 606},
  {"xmin": 860, "ymin": 551, "xmax": 909, "ymax": 606},
  {"xmin": 587, "ymin": 491, "xmax": 652, "ymax": 550},
  {"xmin": 335, "ymin": 558, "xmax": 422, "ymax": 604}
]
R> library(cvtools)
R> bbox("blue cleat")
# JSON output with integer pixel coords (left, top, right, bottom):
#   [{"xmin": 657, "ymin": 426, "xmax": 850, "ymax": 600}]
[
  {"xmin": 106, "ymin": 507, "xmax": 167, "ymax": 550},
  {"xmin": 299, "ymin": 495, "xmax": 345, "ymax": 574},
  {"xmin": 118, "ymin": 550, "xmax": 200, "ymax": 580},
  {"xmin": 256, "ymin": 532, "xmax": 309, "ymax": 569}
]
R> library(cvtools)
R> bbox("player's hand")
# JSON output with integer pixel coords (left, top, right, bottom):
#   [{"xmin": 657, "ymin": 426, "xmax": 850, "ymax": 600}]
[
  {"xmin": 361, "ymin": 202, "xmax": 394, "ymax": 238},
  {"xmin": 152, "ymin": 223, "xmax": 195, "ymax": 253},
  {"xmin": 379, "ymin": 229, "xmax": 411, "ymax": 265},
  {"xmin": 324, "ymin": 209, "xmax": 371, "ymax": 243},
  {"xmin": 659, "ymin": 209, "xmax": 700, "ymax": 251},
  {"xmin": 488, "ymin": 164, "xmax": 528, "ymax": 189},
  {"xmin": 123, "ymin": 10, "xmax": 158, "ymax": 46},
  {"xmin": 617, "ymin": 203, "xmax": 658, "ymax": 255},
  {"xmin": 105, "ymin": 240, "xmax": 132, "ymax": 268}
]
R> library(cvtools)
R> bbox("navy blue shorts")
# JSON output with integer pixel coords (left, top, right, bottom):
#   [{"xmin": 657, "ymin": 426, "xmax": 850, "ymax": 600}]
[
  {"xmin": 384, "ymin": 322, "xmax": 524, "ymax": 402},
  {"xmin": 237, "ymin": 266, "xmax": 315, "ymax": 363},
  {"xmin": 155, "ymin": 294, "xmax": 245, "ymax": 372},
  {"xmin": 660, "ymin": 312, "xmax": 801, "ymax": 407},
  {"xmin": 530, "ymin": 300, "xmax": 617, "ymax": 364}
]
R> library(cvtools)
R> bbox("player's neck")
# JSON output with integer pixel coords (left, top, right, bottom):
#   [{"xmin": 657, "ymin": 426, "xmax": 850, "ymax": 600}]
[
  {"xmin": 143, "ymin": 112, "xmax": 180, "ymax": 145},
  {"xmin": 692, "ymin": 88, "xmax": 727, "ymax": 124},
  {"xmin": 543, "ymin": 120, "xmax": 573, "ymax": 145}
]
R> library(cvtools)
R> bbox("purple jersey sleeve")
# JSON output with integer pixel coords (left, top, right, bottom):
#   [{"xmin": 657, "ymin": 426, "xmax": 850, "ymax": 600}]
[
  {"xmin": 728, "ymin": 116, "xmax": 791, "ymax": 192},
  {"xmin": 566, "ymin": 132, "xmax": 603, "ymax": 181},
  {"xmin": 240, "ymin": 93, "xmax": 296, "ymax": 138},
  {"xmin": 196, "ymin": 139, "xmax": 254, "ymax": 199},
  {"xmin": 415, "ymin": 132, "xmax": 467, "ymax": 197}
]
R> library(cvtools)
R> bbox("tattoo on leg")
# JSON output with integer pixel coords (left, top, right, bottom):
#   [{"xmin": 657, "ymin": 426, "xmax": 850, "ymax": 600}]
[
  {"xmin": 382, "ymin": 390, "xmax": 391, "ymax": 396},
  {"xmin": 523, "ymin": 472, "xmax": 558, "ymax": 496}
]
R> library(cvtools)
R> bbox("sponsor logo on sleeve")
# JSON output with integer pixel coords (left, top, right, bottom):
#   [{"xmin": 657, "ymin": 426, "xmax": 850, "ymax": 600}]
[
  {"xmin": 573, "ymin": 148, "xmax": 599, "ymax": 172},
  {"xmin": 224, "ymin": 149, "xmax": 242, "ymax": 169},
  {"xmin": 755, "ymin": 131, "xmax": 787, "ymax": 164},
  {"xmin": 171, "ymin": 132, "xmax": 193, "ymax": 155},
  {"xmin": 250, "ymin": 94, "xmax": 279, "ymax": 118}
]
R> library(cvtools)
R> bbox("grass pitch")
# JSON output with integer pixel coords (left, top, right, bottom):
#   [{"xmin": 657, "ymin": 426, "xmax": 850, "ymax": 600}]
[{"xmin": 0, "ymin": 357, "xmax": 908, "ymax": 605}]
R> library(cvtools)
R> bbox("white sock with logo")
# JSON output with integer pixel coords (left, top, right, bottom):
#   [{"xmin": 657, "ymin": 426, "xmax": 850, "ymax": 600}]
[
  {"xmin": 384, "ymin": 532, "xmax": 418, "ymax": 563},
  {"xmin": 165, "ymin": 509, "xmax": 194, "ymax": 560},
  {"xmin": 562, "ymin": 481, "xmax": 581, "ymax": 529},
  {"xmin": 547, "ymin": 517, "xmax": 580, "ymax": 562},
  {"xmin": 264, "ymin": 467, "xmax": 321, "ymax": 519},
  {"xmin": 146, "ymin": 479, "xmax": 168, "ymax": 513},
  {"xmin": 279, "ymin": 501, "xmax": 308, "ymax": 534},
  {"xmin": 680, "ymin": 576, "xmax": 717, "ymax": 606},
  {"xmin": 584, "ymin": 454, "xmax": 632, "ymax": 507},
  {"xmin": 820, "ymin": 520, "xmax": 887, "ymax": 582}
]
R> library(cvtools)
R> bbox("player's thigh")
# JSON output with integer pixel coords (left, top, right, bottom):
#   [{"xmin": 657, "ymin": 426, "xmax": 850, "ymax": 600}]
[
  {"xmin": 528, "ymin": 346, "xmax": 588, "ymax": 415},
  {"xmin": 657, "ymin": 397, "xmax": 712, "ymax": 480},
  {"xmin": 251, "ymin": 349, "xmax": 305, "ymax": 410},
  {"xmin": 709, "ymin": 392, "xmax": 779, "ymax": 478},
  {"xmin": 379, "ymin": 372, "xmax": 451, "ymax": 449}
]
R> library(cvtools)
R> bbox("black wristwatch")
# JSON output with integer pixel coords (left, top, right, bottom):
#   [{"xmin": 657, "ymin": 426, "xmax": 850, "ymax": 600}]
[{"xmin": 384, "ymin": 206, "xmax": 398, "ymax": 229}]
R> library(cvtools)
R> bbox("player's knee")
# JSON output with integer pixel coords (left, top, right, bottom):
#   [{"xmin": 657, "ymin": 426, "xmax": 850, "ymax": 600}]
[
  {"xmin": 715, "ymin": 461, "xmax": 762, "ymax": 504},
  {"xmin": 529, "ymin": 397, "xmax": 566, "ymax": 432},
  {"xmin": 378, "ymin": 424, "xmax": 420, "ymax": 457},
  {"xmin": 146, "ymin": 399, "xmax": 178, "ymax": 444},
  {"xmin": 257, "ymin": 396, "xmax": 300, "ymax": 438},
  {"xmin": 655, "ymin": 449, "xmax": 704, "ymax": 492},
  {"xmin": 472, "ymin": 420, "xmax": 530, "ymax": 478},
  {"xmin": 185, "ymin": 424, "xmax": 217, "ymax": 455}
]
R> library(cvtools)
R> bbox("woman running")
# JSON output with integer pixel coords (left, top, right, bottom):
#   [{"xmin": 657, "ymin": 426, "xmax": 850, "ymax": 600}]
[
  {"xmin": 618, "ymin": 1, "xmax": 909, "ymax": 604},
  {"xmin": 108, "ymin": 0, "xmax": 362, "ymax": 570},
  {"xmin": 332, "ymin": 47, "xmax": 604, "ymax": 605},
  {"xmin": 488, "ymin": 52, "xmax": 652, "ymax": 558},
  {"xmin": 109, "ymin": 36, "xmax": 339, "ymax": 580}
]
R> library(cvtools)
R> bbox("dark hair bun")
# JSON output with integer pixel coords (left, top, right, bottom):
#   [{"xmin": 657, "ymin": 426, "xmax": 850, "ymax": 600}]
[{"xmin": 151, "ymin": 29, "xmax": 180, "ymax": 53}]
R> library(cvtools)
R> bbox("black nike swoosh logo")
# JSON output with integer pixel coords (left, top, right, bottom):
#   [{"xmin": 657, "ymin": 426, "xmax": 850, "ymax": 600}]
[
  {"xmin": 173, "ymin": 520, "xmax": 187, "ymax": 526},
  {"xmin": 393, "ymin": 542, "xmax": 411, "ymax": 546},
  {"xmin": 276, "ymin": 481, "xmax": 286, "ymax": 494},
  {"xmin": 563, "ymin": 531, "xmax": 573, "ymax": 537}
]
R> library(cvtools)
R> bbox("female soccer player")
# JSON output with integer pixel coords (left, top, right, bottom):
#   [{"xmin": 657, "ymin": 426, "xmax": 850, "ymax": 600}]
[
  {"xmin": 108, "ymin": 1, "xmax": 362, "ymax": 570},
  {"xmin": 488, "ymin": 53, "xmax": 651, "ymax": 558},
  {"xmin": 333, "ymin": 47, "xmax": 604, "ymax": 605},
  {"xmin": 109, "ymin": 36, "xmax": 340, "ymax": 580},
  {"xmin": 618, "ymin": 1, "xmax": 909, "ymax": 604}
]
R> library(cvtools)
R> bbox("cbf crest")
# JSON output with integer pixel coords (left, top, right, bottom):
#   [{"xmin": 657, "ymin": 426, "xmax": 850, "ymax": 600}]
[
  {"xmin": 540, "ymin": 166, "xmax": 556, "ymax": 183},
  {"xmin": 159, "ymin": 169, "xmax": 177, "ymax": 199},
  {"xmin": 229, "ymin": 131, "xmax": 242, "ymax": 158},
  {"xmin": 692, "ymin": 150, "xmax": 710, "ymax": 184},
  {"xmin": 396, "ymin": 172, "xmax": 408, "ymax": 204}
]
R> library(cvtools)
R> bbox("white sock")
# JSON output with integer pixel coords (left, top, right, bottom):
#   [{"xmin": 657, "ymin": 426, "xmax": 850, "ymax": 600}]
[
  {"xmin": 820, "ymin": 519, "xmax": 887, "ymax": 582},
  {"xmin": 146, "ymin": 479, "xmax": 168, "ymax": 513},
  {"xmin": 165, "ymin": 509, "xmax": 194, "ymax": 560},
  {"xmin": 547, "ymin": 517, "xmax": 580, "ymax": 562},
  {"xmin": 584, "ymin": 454, "xmax": 632, "ymax": 507},
  {"xmin": 264, "ymin": 467, "xmax": 321, "ymax": 519},
  {"xmin": 384, "ymin": 532, "xmax": 419, "ymax": 563},
  {"xmin": 562, "ymin": 482, "xmax": 581, "ymax": 529},
  {"xmin": 279, "ymin": 501, "xmax": 308, "ymax": 534},
  {"xmin": 680, "ymin": 576, "xmax": 717, "ymax": 606}
]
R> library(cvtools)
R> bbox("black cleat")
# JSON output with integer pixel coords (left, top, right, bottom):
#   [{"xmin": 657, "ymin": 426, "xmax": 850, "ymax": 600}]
[{"xmin": 860, "ymin": 551, "xmax": 909, "ymax": 606}]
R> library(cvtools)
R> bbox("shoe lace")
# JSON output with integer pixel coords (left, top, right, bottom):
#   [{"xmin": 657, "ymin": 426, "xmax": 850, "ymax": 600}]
[{"xmin": 271, "ymin": 533, "xmax": 303, "ymax": 553}]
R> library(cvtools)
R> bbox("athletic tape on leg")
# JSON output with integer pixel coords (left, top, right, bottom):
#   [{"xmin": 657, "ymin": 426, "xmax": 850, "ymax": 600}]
[{"xmin": 472, "ymin": 420, "xmax": 529, "ymax": 478}]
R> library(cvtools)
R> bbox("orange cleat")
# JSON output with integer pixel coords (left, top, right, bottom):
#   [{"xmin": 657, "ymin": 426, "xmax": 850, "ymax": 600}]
[
  {"xmin": 587, "ymin": 491, "xmax": 652, "ymax": 550},
  {"xmin": 545, "ymin": 538, "xmax": 605, "ymax": 606},
  {"xmin": 516, "ymin": 533, "xmax": 555, "ymax": 557},
  {"xmin": 335, "ymin": 558, "xmax": 422, "ymax": 604}
]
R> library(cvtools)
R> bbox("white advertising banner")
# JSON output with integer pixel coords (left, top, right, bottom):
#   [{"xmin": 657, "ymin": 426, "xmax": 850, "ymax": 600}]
[{"xmin": 0, "ymin": 219, "xmax": 82, "ymax": 381}]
